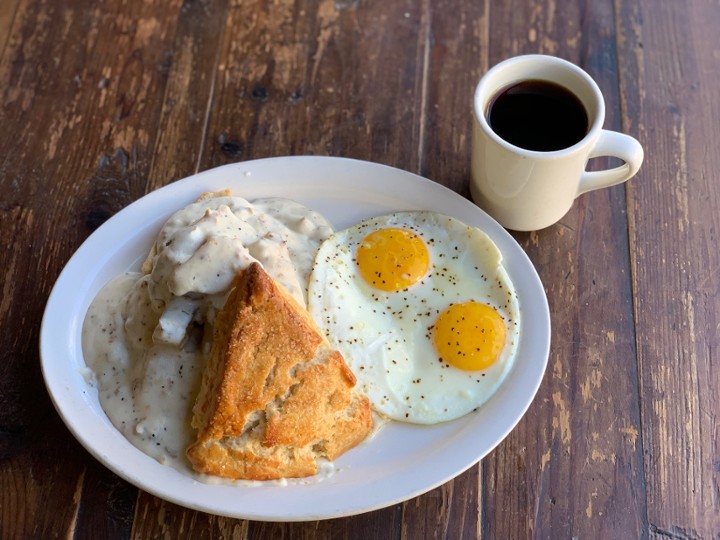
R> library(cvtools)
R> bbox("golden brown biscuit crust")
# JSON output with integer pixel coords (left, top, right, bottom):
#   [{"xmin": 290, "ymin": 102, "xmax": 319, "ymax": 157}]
[{"xmin": 187, "ymin": 263, "xmax": 372, "ymax": 480}]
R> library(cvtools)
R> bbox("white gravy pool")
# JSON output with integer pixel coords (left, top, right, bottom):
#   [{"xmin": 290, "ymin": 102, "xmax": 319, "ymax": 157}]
[{"xmin": 82, "ymin": 194, "xmax": 339, "ymax": 484}]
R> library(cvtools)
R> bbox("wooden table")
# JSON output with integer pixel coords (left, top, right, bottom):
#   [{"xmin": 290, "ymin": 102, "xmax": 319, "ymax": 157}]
[{"xmin": 2, "ymin": 0, "xmax": 718, "ymax": 537}]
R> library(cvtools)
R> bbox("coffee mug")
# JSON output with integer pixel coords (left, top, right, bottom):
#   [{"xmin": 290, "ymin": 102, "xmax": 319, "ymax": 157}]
[{"xmin": 470, "ymin": 54, "xmax": 644, "ymax": 231}]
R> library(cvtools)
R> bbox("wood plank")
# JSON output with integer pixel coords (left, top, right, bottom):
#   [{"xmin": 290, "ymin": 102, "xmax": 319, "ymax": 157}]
[
  {"xmin": 197, "ymin": 0, "xmax": 427, "ymax": 171},
  {"xmin": 73, "ymin": 460, "xmax": 138, "ymax": 540},
  {"xmin": 0, "ymin": 0, "xmax": 184, "ymax": 537},
  {"xmin": 401, "ymin": 468, "xmax": 480, "ymax": 540},
  {"xmin": 619, "ymin": 0, "xmax": 720, "ymax": 537},
  {"xmin": 0, "ymin": 204, "xmax": 97, "ymax": 539},
  {"xmin": 249, "ymin": 506, "xmax": 402, "ymax": 539},
  {"xmin": 481, "ymin": 0, "xmax": 645, "ymax": 537},
  {"xmin": 143, "ymin": 0, "xmax": 230, "ymax": 191},
  {"xmin": 421, "ymin": 0, "xmax": 488, "ymax": 192},
  {"xmin": 131, "ymin": 497, "xmax": 251, "ymax": 539}
]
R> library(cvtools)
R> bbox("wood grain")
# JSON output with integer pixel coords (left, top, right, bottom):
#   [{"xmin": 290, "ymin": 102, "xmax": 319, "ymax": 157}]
[
  {"xmin": 194, "ymin": 0, "xmax": 430, "ymax": 172},
  {"xmin": 620, "ymin": 0, "xmax": 720, "ymax": 537},
  {"xmin": 0, "ymin": 0, "xmax": 19, "ymax": 59},
  {"xmin": 144, "ymin": 0, "xmax": 231, "ymax": 191},
  {"xmin": 482, "ymin": 0, "xmax": 646, "ymax": 537},
  {"xmin": 0, "ymin": 0, "xmax": 184, "ymax": 537},
  {"xmin": 1, "ymin": 0, "xmax": 720, "ymax": 537}
]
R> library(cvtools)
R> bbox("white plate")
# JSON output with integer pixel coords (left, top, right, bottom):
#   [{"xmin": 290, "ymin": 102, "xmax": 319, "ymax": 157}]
[{"xmin": 41, "ymin": 156, "xmax": 550, "ymax": 521}]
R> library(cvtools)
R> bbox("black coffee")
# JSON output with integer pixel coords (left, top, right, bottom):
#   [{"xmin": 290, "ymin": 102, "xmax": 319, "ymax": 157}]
[{"xmin": 487, "ymin": 79, "xmax": 588, "ymax": 152}]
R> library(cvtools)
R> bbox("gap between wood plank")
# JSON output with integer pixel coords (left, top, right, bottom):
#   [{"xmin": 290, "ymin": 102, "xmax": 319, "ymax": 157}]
[
  {"xmin": 611, "ymin": 0, "xmax": 651, "ymax": 534},
  {"xmin": 416, "ymin": 0, "xmax": 431, "ymax": 176},
  {"xmin": 195, "ymin": 2, "xmax": 232, "ymax": 174},
  {"xmin": 0, "ymin": 0, "xmax": 20, "ymax": 61}
]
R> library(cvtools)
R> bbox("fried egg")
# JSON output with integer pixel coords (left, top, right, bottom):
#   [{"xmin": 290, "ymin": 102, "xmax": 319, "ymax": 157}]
[{"xmin": 307, "ymin": 212, "xmax": 519, "ymax": 424}]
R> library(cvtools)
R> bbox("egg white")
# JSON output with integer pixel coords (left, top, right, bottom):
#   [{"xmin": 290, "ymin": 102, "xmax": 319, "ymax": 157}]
[{"xmin": 307, "ymin": 211, "xmax": 520, "ymax": 424}]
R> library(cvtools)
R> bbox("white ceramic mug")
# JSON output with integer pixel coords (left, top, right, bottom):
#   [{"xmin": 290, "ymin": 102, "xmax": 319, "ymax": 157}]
[{"xmin": 470, "ymin": 55, "xmax": 644, "ymax": 231}]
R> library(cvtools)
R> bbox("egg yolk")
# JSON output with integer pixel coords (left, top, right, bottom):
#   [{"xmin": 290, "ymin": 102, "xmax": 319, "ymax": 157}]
[
  {"xmin": 433, "ymin": 302, "xmax": 507, "ymax": 371},
  {"xmin": 356, "ymin": 228, "xmax": 430, "ymax": 292}
]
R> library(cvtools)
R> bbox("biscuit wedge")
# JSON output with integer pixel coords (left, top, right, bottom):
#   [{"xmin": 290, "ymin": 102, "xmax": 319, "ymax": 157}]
[{"xmin": 187, "ymin": 262, "xmax": 372, "ymax": 480}]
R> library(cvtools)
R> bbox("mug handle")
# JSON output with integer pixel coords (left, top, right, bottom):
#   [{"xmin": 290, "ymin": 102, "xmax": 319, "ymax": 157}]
[{"xmin": 577, "ymin": 129, "xmax": 644, "ymax": 196}]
